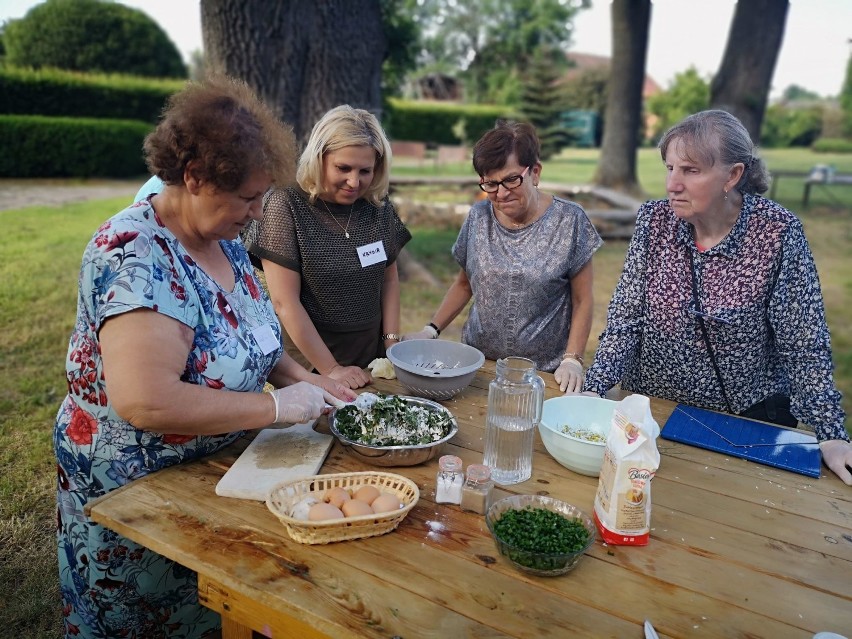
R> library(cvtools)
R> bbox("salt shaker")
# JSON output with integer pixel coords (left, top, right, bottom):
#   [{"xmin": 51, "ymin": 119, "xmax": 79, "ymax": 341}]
[
  {"xmin": 460, "ymin": 464, "xmax": 493, "ymax": 514},
  {"xmin": 483, "ymin": 357, "xmax": 544, "ymax": 485},
  {"xmin": 435, "ymin": 454, "xmax": 463, "ymax": 504}
]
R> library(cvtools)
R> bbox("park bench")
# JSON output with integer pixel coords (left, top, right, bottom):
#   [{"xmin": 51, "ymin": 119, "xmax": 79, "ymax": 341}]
[{"xmin": 802, "ymin": 165, "xmax": 852, "ymax": 207}]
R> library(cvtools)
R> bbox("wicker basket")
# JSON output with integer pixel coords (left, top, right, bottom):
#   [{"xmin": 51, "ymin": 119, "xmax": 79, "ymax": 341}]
[{"xmin": 266, "ymin": 471, "xmax": 420, "ymax": 545}]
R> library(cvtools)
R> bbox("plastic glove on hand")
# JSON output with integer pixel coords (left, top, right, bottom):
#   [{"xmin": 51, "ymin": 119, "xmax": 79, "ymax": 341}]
[
  {"xmin": 269, "ymin": 381, "xmax": 329, "ymax": 424},
  {"xmin": 554, "ymin": 357, "xmax": 584, "ymax": 393},
  {"xmin": 820, "ymin": 439, "xmax": 852, "ymax": 485},
  {"xmin": 402, "ymin": 324, "xmax": 438, "ymax": 341}
]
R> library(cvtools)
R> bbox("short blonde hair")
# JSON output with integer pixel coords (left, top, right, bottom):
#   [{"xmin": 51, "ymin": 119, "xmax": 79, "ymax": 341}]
[
  {"xmin": 297, "ymin": 105, "xmax": 392, "ymax": 206},
  {"xmin": 144, "ymin": 75, "xmax": 297, "ymax": 192}
]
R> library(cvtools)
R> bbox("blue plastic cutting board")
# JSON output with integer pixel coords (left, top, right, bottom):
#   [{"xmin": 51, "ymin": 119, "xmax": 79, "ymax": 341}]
[{"xmin": 661, "ymin": 404, "xmax": 821, "ymax": 478}]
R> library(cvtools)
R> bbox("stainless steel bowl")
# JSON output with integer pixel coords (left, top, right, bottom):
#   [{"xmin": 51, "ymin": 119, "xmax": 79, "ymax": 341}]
[{"xmin": 328, "ymin": 396, "xmax": 458, "ymax": 467}]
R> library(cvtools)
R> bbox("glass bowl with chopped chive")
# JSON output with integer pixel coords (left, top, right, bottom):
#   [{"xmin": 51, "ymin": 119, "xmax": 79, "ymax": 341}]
[{"xmin": 485, "ymin": 494, "xmax": 596, "ymax": 576}]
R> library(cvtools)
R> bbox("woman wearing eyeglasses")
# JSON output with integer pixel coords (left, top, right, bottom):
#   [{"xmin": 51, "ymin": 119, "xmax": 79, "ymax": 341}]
[
  {"xmin": 404, "ymin": 120, "xmax": 602, "ymax": 392},
  {"xmin": 584, "ymin": 110, "xmax": 851, "ymax": 485}
]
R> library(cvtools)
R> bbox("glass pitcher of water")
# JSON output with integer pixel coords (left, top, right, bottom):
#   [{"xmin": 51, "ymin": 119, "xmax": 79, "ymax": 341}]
[{"xmin": 483, "ymin": 357, "xmax": 545, "ymax": 485}]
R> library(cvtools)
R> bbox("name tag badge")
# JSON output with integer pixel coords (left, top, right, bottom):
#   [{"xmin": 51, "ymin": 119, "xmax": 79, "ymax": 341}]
[
  {"xmin": 250, "ymin": 324, "xmax": 280, "ymax": 355},
  {"xmin": 357, "ymin": 240, "xmax": 387, "ymax": 268}
]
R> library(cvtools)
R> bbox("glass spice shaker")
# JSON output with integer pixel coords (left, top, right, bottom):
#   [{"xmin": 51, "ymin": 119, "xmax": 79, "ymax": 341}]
[
  {"xmin": 435, "ymin": 454, "xmax": 463, "ymax": 504},
  {"xmin": 460, "ymin": 464, "xmax": 493, "ymax": 515}
]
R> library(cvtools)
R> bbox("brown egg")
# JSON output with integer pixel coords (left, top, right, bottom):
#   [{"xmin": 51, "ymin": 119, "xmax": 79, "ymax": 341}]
[
  {"xmin": 341, "ymin": 499, "xmax": 374, "ymax": 517},
  {"xmin": 353, "ymin": 485, "xmax": 381, "ymax": 505},
  {"xmin": 324, "ymin": 486, "xmax": 351, "ymax": 509},
  {"xmin": 308, "ymin": 502, "xmax": 344, "ymax": 521},
  {"xmin": 371, "ymin": 492, "xmax": 402, "ymax": 514}
]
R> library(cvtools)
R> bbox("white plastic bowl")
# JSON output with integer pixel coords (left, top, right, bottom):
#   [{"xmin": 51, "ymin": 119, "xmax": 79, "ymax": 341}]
[
  {"xmin": 386, "ymin": 340, "xmax": 485, "ymax": 400},
  {"xmin": 539, "ymin": 396, "xmax": 617, "ymax": 476}
]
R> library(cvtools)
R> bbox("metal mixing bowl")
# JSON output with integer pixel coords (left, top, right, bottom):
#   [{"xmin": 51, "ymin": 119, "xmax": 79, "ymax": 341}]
[{"xmin": 328, "ymin": 396, "xmax": 459, "ymax": 467}]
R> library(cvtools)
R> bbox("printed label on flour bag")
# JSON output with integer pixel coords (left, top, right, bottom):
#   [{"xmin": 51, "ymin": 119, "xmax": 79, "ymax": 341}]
[{"xmin": 593, "ymin": 394, "xmax": 660, "ymax": 545}]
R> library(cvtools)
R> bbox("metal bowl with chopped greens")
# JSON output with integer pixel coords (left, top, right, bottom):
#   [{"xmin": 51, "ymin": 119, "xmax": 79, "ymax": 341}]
[{"xmin": 328, "ymin": 394, "xmax": 458, "ymax": 467}]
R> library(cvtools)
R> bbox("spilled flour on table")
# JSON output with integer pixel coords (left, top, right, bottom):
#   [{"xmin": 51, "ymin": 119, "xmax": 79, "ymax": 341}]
[{"xmin": 253, "ymin": 433, "xmax": 324, "ymax": 469}]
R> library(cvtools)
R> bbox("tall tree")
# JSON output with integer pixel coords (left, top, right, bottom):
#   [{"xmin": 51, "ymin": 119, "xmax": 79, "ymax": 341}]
[
  {"xmin": 841, "ymin": 53, "xmax": 852, "ymax": 138},
  {"xmin": 519, "ymin": 48, "xmax": 570, "ymax": 159},
  {"xmin": 201, "ymin": 0, "xmax": 386, "ymax": 141},
  {"xmin": 3, "ymin": 0, "xmax": 186, "ymax": 78},
  {"xmin": 416, "ymin": 0, "xmax": 583, "ymax": 104},
  {"xmin": 645, "ymin": 68, "xmax": 710, "ymax": 142},
  {"xmin": 710, "ymin": 0, "xmax": 789, "ymax": 142},
  {"xmin": 593, "ymin": 0, "xmax": 651, "ymax": 194}
]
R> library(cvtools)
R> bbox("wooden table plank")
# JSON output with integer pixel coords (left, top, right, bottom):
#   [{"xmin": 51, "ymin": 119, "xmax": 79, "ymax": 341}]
[{"xmin": 86, "ymin": 365, "xmax": 852, "ymax": 638}]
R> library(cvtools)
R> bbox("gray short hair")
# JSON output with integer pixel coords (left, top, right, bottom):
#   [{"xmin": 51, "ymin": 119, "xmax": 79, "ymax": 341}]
[
  {"xmin": 658, "ymin": 109, "xmax": 770, "ymax": 195},
  {"xmin": 296, "ymin": 105, "xmax": 392, "ymax": 206}
]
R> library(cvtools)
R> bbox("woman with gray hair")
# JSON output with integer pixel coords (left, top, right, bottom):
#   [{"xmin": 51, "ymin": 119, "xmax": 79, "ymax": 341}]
[
  {"xmin": 243, "ymin": 105, "xmax": 411, "ymax": 389},
  {"xmin": 584, "ymin": 109, "xmax": 851, "ymax": 485}
]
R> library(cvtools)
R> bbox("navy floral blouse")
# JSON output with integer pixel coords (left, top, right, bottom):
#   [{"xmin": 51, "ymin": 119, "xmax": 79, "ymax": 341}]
[{"xmin": 584, "ymin": 194, "xmax": 848, "ymax": 443}]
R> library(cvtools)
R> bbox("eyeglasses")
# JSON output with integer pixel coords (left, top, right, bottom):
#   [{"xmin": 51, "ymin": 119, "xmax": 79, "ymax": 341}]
[{"xmin": 479, "ymin": 166, "xmax": 532, "ymax": 193}]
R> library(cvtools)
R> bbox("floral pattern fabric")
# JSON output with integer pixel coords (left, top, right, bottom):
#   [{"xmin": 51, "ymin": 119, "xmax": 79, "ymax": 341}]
[
  {"xmin": 584, "ymin": 194, "xmax": 848, "ymax": 443},
  {"xmin": 55, "ymin": 201, "xmax": 283, "ymax": 638}
]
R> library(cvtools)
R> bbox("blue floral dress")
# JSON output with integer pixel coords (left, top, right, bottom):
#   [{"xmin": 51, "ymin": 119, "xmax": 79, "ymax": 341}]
[{"xmin": 55, "ymin": 200, "xmax": 283, "ymax": 638}]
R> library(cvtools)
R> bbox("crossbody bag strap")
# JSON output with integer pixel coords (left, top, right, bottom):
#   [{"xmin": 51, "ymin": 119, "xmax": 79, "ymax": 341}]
[{"xmin": 689, "ymin": 250, "xmax": 734, "ymax": 413}]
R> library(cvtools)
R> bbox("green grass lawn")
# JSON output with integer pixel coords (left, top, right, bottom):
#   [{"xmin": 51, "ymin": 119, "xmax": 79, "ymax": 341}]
[{"xmin": 2, "ymin": 147, "xmax": 851, "ymax": 637}]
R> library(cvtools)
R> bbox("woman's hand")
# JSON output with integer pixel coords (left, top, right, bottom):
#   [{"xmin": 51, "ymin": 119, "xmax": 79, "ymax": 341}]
[
  {"xmin": 269, "ymin": 381, "xmax": 349, "ymax": 424},
  {"xmin": 327, "ymin": 364, "xmax": 372, "ymax": 389},
  {"xmin": 820, "ymin": 439, "xmax": 852, "ymax": 485},
  {"xmin": 554, "ymin": 357, "xmax": 584, "ymax": 393},
  {"xmin": 402, "ymin": 324, "xmax": 439, "ymax": 341},
  {"xmin": 309, "ymin": 373, "xmax": 358, "ymax": 407}
]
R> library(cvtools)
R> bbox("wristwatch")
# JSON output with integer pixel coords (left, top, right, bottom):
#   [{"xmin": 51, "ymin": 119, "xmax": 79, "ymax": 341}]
[{"xmin": 382, "ymin": 333, "xmax": 400, "ymax": 341}]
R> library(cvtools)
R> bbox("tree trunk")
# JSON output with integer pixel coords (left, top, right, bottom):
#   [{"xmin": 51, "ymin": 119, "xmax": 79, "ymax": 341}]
[
  {"xmin": 710, "ymin": 0, "xmax": 789, "ymax": 143},
  {"xmin": 593, "ymin": 0, "xmax": 651, "ymax": 195},
  {"xmin": 201, "ymin": 0, "xmax": 386, "ymax": 141}
]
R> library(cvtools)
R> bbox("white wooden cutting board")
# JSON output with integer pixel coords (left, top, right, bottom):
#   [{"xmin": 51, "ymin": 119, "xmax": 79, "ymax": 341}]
[{"xmin": 215, "ymin": 420, "xmax": 334, "ymax": 501}]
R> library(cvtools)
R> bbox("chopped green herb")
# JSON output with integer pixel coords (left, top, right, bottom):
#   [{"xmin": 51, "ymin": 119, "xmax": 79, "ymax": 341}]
[
  {"xmin": 493, "ymin": 506, "xmax": 591, "ymax": 571},
  {"xmin": 333, "ymin": 394, "xmax": 453, "ymax": 446}
]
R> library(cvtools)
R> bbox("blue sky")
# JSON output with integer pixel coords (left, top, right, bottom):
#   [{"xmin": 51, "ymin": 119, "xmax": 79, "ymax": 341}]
[{"xmin": 2, "ymin": 0, "xmax": 850, "ymax": 99}]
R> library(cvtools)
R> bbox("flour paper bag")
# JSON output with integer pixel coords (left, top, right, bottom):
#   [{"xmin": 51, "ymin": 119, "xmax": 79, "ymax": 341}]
[{"xmin": 593, "ymin": 394, "xmax": 660, "ymax": 545}]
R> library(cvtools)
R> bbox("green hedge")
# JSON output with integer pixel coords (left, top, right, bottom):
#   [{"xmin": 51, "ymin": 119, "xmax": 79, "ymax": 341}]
[
  {"xmin": 811, "ymin": 137, "xmax": 852, "ymax": 154},
  {"xmin": 384, "ymin": 98, "xmax": 516, "ymax": 145},
  {"xmin": 0, "ymin": 114, "xmax": 152, "ymax": 177},
  {"xmin": 0, "ymin": 67, "xmax": 184, "ymax": 123}
]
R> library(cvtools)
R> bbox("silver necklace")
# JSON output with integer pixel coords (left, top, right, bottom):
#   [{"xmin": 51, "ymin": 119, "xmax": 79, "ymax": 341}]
[{"xmin": 320, "ymin": 199, "xmax": 354, "ymax": 238}]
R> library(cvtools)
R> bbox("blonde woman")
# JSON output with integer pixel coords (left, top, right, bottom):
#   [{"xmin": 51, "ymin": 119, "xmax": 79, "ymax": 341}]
[{"xmin": 243, "ymin": 105, "xmax": 411, "ymax": 389}]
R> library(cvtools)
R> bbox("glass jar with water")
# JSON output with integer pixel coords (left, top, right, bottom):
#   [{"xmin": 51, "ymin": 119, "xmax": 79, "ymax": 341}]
[{"xmin": 483, "ymin": 357, "xmax": 545, "ymax": 485}]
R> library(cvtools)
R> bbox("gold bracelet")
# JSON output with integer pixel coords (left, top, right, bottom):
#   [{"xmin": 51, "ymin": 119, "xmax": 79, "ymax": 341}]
[
  {"xmin": 382, "ymin": 333, "xmax": 400, "ymax": 341},
  {"xmin": 562, "ymin": 352, "xmax": 585, "ymax": 366}
]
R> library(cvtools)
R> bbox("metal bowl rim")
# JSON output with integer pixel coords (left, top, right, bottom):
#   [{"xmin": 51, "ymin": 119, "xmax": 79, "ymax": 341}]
[{"xmin": 328, "ymin": 395, "xmax": 459, "ymax": 451}]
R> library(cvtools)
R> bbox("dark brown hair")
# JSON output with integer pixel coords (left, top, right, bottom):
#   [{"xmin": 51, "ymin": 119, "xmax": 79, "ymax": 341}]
[
  {"xmin": 472, "ymin": 120, "xmax": 541, "ymax": 176},
  {"xmin": 143, "ymin": 76, "xmax": 298, "ymax": 193}
]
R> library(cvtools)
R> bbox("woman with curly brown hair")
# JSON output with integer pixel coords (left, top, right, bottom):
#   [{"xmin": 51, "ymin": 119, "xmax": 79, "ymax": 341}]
[{"xmin": 55, "ymin": 77, "xmax": 354, "ymax": 638}]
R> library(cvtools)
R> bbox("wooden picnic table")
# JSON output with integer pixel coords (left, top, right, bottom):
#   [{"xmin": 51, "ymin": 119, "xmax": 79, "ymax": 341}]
[{"xmin": 85, "ymin": 361, "xmax": 851, "ymax": 638}]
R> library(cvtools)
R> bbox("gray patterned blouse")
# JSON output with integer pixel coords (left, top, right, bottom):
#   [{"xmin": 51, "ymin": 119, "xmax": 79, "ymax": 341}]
[{"xmin": 453, "ymin": 196, "xmax": 602, "ymax": 372}]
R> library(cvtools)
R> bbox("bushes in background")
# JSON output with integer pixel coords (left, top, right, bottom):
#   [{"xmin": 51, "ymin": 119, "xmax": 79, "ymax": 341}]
[
  {"xmin": 811, "ymin": 138, "xmax": 852, "ymax": 153},
  {"xmin": 3, "ymin": 0, "xmax": 186, "ymax": 78},
  {"xmin": 384, "ymin": 98, "xmax": 515, "ymax": 145},
  {"xmin": 0, "ymin": 67, "xmax": 183, "ymax": 123},
  {"xmin": 0, "ymin": 115, "xmax": 151, "ymax": 178}
]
